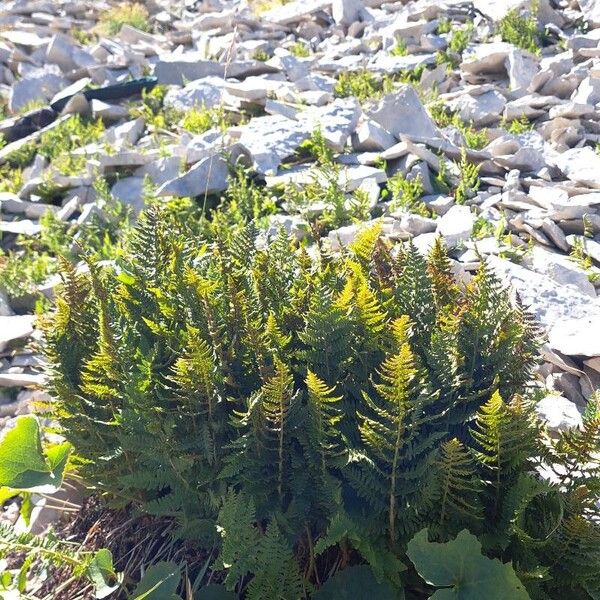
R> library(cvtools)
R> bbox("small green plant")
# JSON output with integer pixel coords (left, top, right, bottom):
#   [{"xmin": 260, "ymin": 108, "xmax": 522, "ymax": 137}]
[
  {"xmin": 499, "ymin": 2, "xmax": 542, "ymax": 55},
  {"xmin": 448, "ymin": 19, "xmax": 474, "ymax": 54},
  {"xmin": 390, "ymin": 36, "xmax": 408, "ymax": 56},
  {"xmin": 70, "ymin": 27, "xmax": 97, "ymax": 45},
  {"xmin": 387, "ymin": 172, "xmax": 431, "ymax": 216},
  {"xmin": 0, "ymin": 164, "xmax": 24, "ymax": 193},
  {"xmin": 181, "ymin": 104, "xmax": 228, "ymax": 134},
  {"xmin": 472, "ymin": 216, "xmax": 497, "ymax": 240},
  {"xmin": 428, "ymin": 103, "xmax": 488, "ymax": 149},
  {"xmin": 436, "ymin": 17, "xmax": 452, "ymax": 34},
  {"xmin": 98, "ymin": 2, "xmax": 150, "ymax": 35},
  {"xmin": 289, "ymin": 41, "xmax": 310, "ymax": 58},
  {"xmin": 253, "ymin": 48, "xmax": 271, "ymax": 61},
  {"xmin": 454, "ymin": 148, "xmax": 481, "ymax": 204},
  {"xmin": 502, "ymin": 114, "xmax": 535, "ymax": 134},
  {"xmin": 334, "ymin": 70, "xmax": 394, "ymax": 102}
]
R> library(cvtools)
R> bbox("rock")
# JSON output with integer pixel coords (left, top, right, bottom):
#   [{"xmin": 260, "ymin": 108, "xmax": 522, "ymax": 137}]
[
  {"xmin": 299, "ymin": 98, "xmax": 361, "ymax": 152},
  {"xmin": 328, "ymin": 223, "xmax": 361, "ymax": 250},
  {"xmin": 332, "ymin": 0, "xmax": 363, "ymax": 26},
  {"xmin": 367, "ymin": 85, "xmax": 440, "ymax": 141},
  {"xmin": 447, "ymin": 90, "xmax": 506, "ymax": 127},
  {"xmin": 231, "ymin": 115, "xmax": 310, "ymax": 175},
  {"xmin": 90, "ymin": 100, "xmax": 129, "ymax": 121},
  {"xmin": 0, "ymin": 316, "xmax": 35, "ymax": 353},
  {"xmin": 536, "ymin": 394, "xmax": 582, "ymax": 432},
  {"xmin": 550, "ymin": 372, "xmax": 587, "ymax": 407},
  {"xmin": 154, "ymin": 55, "xmax": 225, "ymax": 86},
  {"xmin": 488, "ymin": 256, "xmax": 600, "ymax": 357},
  {"xmin": 436, "ymin": 205, "xmax": 475, "ymax": 247},
  {"xmin": 0, "ymin": 372, "xmax": 45, "ymax": 388},
  {"xmin": 352, "ymin": 119, "xmax": 396, "ymax": 152},
  {"xmin": 164, "ymin": 76, "xmax": 226, "ymax": 111},
  {"xmin": 571, "ymin": 76, "xmax": 600, "ymax": 105},
  {"xmin": 262, "ymin": 0, "xmax": 331, "ymax": 25},
  {"xmin": 136, "ymin": 157, "xmax": 182, "ymax": 186},
  {"xmin": 9, "ymin": 67, "xmax": 67, "ymax": 113},
  {"xmin": 0, "ymin": 292, "xmax": 13, "ymax": 317},
  {"xmin": 505, "ymin": 49, "xmax": 539, "ymax": 92},
  {"xmin": 577, "ymin": 0, "xmax": 600, "ymax": 26},
  {"xmin": 46, "ymin": 33, "xmax": 94, "ymax": 71},
  {"xmin": 461, "ymin": 42, "xmax": 512, "ymax": 76},
  {"xmin": 552, "ymin": 147, "xmax": 600, "ymax": 189},
  {"xmin": 521, "ymin": 245, "xmax": 597, "ymax": 297},
  {"xmin": 111, "ymin": 177, "xmax": 145, "ymax": 212},
  {"xmin": 157, "ymin": 154, "xmax": 229, "ymax": 198},
  {"xmin": 105, "ymin": 118, "xmax": 145, "ymax": 148}
]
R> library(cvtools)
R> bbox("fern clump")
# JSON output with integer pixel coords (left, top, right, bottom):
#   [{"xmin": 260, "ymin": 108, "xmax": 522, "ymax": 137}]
[{"xmin": 42, "ymin": 209, "xmax": 600, "ymax": 598}]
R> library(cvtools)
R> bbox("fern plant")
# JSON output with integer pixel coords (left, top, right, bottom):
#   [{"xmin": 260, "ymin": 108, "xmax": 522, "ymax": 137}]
[{"xmin": 40, "ymin": 208, "xmax": 600, "ymax": 598}]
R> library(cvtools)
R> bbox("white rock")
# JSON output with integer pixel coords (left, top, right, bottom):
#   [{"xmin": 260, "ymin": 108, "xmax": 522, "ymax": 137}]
[
  {"xmin": 0, "ymin": 316, "xmax": 35, "ymax": 353},
  {"xmin": 577, "ymin": 0, "xmax": 600, "ymax": 26},
  {"xmin": 332, "ymin": 0, "xmax": 363, "ymax": 27},
  {"xmin": 536, "ymin": 394, "xmax": 583, "ymax": 432},
  {"xmin": 136, "ymin": 157, "xmax": 182, "ymax": 186},
  {"xmin": 436, "ymin": 205, "xmax": 475, "ymax": 247},
  {"xmin": 163, "ymin": 76, "xmax": 226, "ymax": 111},
  {"xmin": 154, "ymin": 55, "xmax": 225, "ymax": 85},
  {"xmin": 548, "ymin": 102, "xmax": 595, "ymax": 119},
  {"xmin": 0, "ymin": 292, "xmax": 13, "ymax": 317},
  {"xmin": 105, "ymin": 118, "xmax": 145, "ymax": 148},
  {"xmin": 448, "ymin": 90, "xmax": 506, "ymax": 126},
  {"xmin": 232, "ymin": 115, "xmax": 310, "ymax": 175},
  {"xmin": 571, "ymin": 76, "xmax": 600, "ymax": 105},
  {"xmin": 299, "ymin": 98, "xmax": 361, "ymax": 152},
  {"xmin": 262, "ymin": 0, "xmax": 331, "ymax": 25},
  {"xmin": 522, "ymin": 245, "xmax": 596, "ymax": 297},
  {"xmin": 9, "ymin": 67, "xmax": 67, "ymax": 113},
  {"xmin": 367, "ymin": 85, "xmax": 440, "ymax": 141},
  {"xmin": 157, "ymin": 155, "xmax": 229, "ymax": 198},
  {"xmin": 488, "ymin": 255, "xmax": 600, "ymax": 357},
  {"xmin": 90, "ymin": 100, "xmax": 129, "ymax": 120},
  {"xmin": 46, "ymin": 33, "xmax": 95, "ymax": 71},
  {"xmin": 552, "ymin": 147, "xmax": 600, "ymax": 189},
  {"xmin": 506, "ymin": 49, "xmax": 539, "ymax": 92},
  {"xmin": 111, "ymin": 177, "xmax": 145, "ymax": 212},
  {"xmin": 461, "ymin": 42, "xmax": 512, "ymax": 76},
  {"xmin": 352, "ymin": 120, "xmax": 396, "ymax": 152},
  {"xmin": 328, "ymin": 223, "xmax": 361, "ymax": 250}
]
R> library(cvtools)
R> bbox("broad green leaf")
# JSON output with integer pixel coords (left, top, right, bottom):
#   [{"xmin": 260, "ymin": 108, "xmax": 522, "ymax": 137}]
[
  {"xmin": 312, "ymin": 565, "xmax": 398, "ymax": 600},
  {"xmin": 407, "ymin": 529, "xmax": 530, "ymax": 600},
  {"xmin": 130, "ymin": 561, "xmax": 180, "ymax": 600},
  {"xmin": 88, "ymin": 548, "xmax": 120, "ymax": 599},
  {"xmin": 0, "ymin": 415, "xmax": 72, "ymax": 493},
  {"xmin": 195, "ymin": 584, "xmax": 236, "ymax": 599}
]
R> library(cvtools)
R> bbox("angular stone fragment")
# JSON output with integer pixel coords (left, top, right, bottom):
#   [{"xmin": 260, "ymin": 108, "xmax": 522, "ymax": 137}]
[
  {"xmin": 367, "ymin": 85, "xmax": 440, "ymax": 141},
  {"xmin": 231, "ymin": 115, "xmax": 310, "ymax": 175},
  {"xmin": 0, "ymin": 316, "xmax": 35, "ymax": 353},
  {"xmin": 157, "ymin": 155, "xmax": 229, "ymax": 198},
  {"xmin": 552, "ymin": 147, "xmax": 600, "ymax": 189},
  {"xmin": 436, "ymin": 205, "xmax": 475, "ymax": 248},
  {"xmin": 536, "ymin": 395, "xmax": 582, "ymax": 432}
]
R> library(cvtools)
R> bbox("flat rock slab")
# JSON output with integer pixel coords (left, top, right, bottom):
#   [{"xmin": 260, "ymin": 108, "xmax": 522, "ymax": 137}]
[
  {"xmin": 552, "ymin": 147, "xmax": 600, "ymax": 189},
  {"xmin": 157, "ymin": 154, "xmax": 229, "ymax": 198},
  {"xmin": 367, "ymin": 84, "xmax": 440, "ymax": 141},
  {"xmin": 0, "ymin": 316, "xmax": 35, "ymax": 353},
  {"xmin": 232, "ymin": 114, "xmax": 311, "ymax": 175},
  {"xmin": 488, "ymin": 255, "xmax": 600, "ymax": 357}
]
